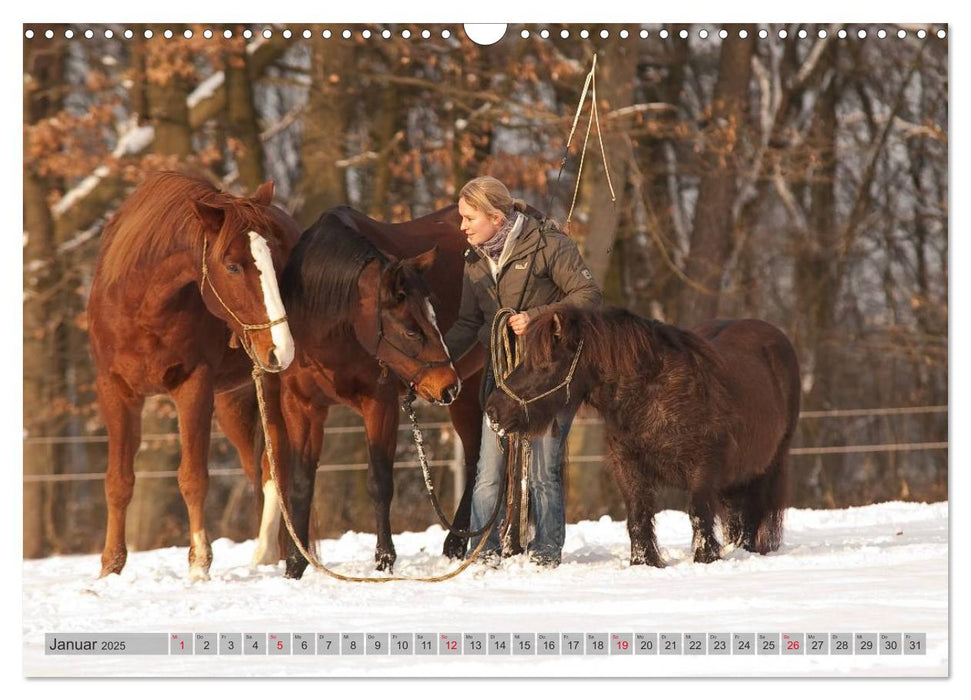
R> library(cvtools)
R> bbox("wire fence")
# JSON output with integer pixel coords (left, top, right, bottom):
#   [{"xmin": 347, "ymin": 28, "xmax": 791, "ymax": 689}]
[{"xmin": 22, "ymin": 405, "xmax": 948, "ymax": 487}]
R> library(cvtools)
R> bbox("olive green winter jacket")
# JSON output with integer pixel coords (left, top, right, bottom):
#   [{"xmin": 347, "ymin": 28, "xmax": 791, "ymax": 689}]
[{"xmin": 444, "ymin": 212, "xmax": 603, "ymax": 380}]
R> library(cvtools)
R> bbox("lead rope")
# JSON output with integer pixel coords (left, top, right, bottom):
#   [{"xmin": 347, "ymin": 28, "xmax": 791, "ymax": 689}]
[
  {"xmin": 549, "ymin": 53, "xmax": 616, "ymax": 226},
  {"xmin": 252, "ymin": 365, "xmax": 495, "ymax": 582},
  {"xmin": 490, "ymin": 309, "xmax": 532, "ymax": 552},
  {"xmin": 402, "ymin": 391, "xmax": 506, "ymax": 539}
]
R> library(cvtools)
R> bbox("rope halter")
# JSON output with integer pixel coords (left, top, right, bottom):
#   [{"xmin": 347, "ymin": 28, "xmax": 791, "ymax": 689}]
[
  {"xmin": 493, "ymin": 337, "xmax": 584, "ymax": 427},
  {"xmin": 199, "ymin": 236, "xmax": 289, "ymax": 372},
  {"xmin": 368, "ymin": 271, "xmax": 453, "ymax": 396}
]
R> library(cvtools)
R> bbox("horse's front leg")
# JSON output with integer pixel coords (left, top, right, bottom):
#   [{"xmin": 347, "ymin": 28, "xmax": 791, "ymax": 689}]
[
  {"xmin": 97, "ymin": 374, "xmax": 145, "ymax": 577},
  {"xmin": 689, "ymin": 488, "xmax": 722, "ymax": 564},
  {"xmin": 170, "ymin": 365, "xmax": 216, "ymax": 580},
  {"xmin": 283, "ymin": 400, "xmax": 327, "ymax": 580},
  {"xmin": 627, "ymin": 497, "xmax": 665, "ymax": 568},
  {"xmin": 360, "ymin": 394, "xmax": 399, "ymax": 572},
  {"xmin": 612, "ymin": 454, "xmax": 664, "ymax": 567}
]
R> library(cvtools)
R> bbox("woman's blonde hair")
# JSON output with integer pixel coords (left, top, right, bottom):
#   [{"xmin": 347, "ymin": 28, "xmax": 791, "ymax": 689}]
[{"xmin": 459, "ymin": 176, "xmax": 526, "ymax": 220}]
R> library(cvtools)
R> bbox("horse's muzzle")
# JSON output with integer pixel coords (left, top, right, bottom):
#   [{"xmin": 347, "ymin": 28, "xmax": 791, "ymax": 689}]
[
  {"xmin": 258, "ymin": 346, "xmax": 288, "ymax": 373},
  {"xmin": 440, "ymin": 383, "xmax": 460, "ymax": 406},
  {"xmin": 485, "ymin": 408, "xmax": 508, "ymax": 436}
]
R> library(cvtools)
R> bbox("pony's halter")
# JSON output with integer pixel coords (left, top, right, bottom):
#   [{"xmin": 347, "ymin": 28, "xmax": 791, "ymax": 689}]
[
  {"xmin": 494, "ymin": 338, "xmax": 584, "ymax": 425},
  {"xmin": 369, "ymin": 277, "xmax": 453, "ymax": 392},
  {"xmin": 200, "ymin": 236, "xmax": 289, "ymax": 372}
]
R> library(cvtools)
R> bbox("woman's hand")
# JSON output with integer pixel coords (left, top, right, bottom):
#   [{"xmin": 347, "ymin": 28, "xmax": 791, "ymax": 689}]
[{"xmin": 508, "ymin": 312, "xmax": 530, "ymax": 336}]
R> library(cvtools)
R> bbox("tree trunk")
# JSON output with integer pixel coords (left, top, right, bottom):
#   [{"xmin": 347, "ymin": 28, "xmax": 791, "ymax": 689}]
[
  {"xmin": 628, "ymin": 25, "xmax": 689, "ymax": 322},
  {"xmin": 295, "ymin": 26, "xmax": 353, "ymax": 225},
  {"xmin": 575, "ymin": 29, "xmax": 637, "ymax": 290},
  {"xmin": 225, "ymin": 38, "xmax": 266, "ymax": 192},
  {"xmin": 797, "ymin": 47, "xmax": 840, "ymax": 506},
  {"xmin": 368, "ymin": 80, "xmax": 398, "ymax": 220},
  {"xmin": 146, "ymin": 31, "xmax": 193, "ymax": 157},
  {"xmin": 23, "ymin": 30, "xmax": 67, "ymax": 558},
  {"xmin": 679, "ymin": 25, "xmax": 755, "ymax": 327}
]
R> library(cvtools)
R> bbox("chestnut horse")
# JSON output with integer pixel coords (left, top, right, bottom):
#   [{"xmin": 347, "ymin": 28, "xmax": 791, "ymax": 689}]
[
  {"xmin": 88, "ymin": 172, "xmax": 300, "ymax": 580},
  {"xmin": 215, "ymin": 206, "xmax": 484, "ymax": 576},
  {"xmin": 485, "ymin": 307, "xmax": 801, "ymax": 566}
]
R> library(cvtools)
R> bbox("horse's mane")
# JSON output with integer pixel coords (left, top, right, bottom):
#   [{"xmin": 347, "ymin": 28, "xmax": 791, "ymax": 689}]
[
  {"xmin": 96, "ymin": 171, "xmax": 279, "ymax": 287},
  {"xmin": 281, "ymin": 208, "xmax": 388, "ymax": 324},
  {"xmin": 524, "ymin": 306, "xmax": 727, "ymax": 382}
]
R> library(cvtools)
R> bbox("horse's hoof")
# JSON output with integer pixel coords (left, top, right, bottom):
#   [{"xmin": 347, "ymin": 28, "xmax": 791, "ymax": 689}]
[
  {"xmin": 442, "ymin": 536, "xmax": 468, "ymax": 560},
  {"xmin": 284, "ymin": 559, "xmax": 308, "ymax": 580},
  {"xmin": 188, "ymin": 566, "xmax": 211, "ymax": 582},
  {"xmin": 693, "ymin": 549, "xmax": 721, "ymax": 564},
  {"xmin": 100, "ymin": 550, "xmax": 127, "ymax": 577},
  {"xmin": 250, "ymin": 550, "xmax": 281, "ymax": 567},
  {"xmin": 629, "ymin": 555, "xmax": 666, "ymax": 568},
  {"xmin": 251, "ymin": 540, "xmax": 282, "ymax": 567},
  {"xmin": 375, "ymin": 551, "xmax": 396, "ymax": 573}
]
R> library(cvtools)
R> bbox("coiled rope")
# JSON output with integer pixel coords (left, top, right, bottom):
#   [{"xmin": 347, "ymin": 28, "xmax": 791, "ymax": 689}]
[{"xmin": 489, "ymin": 309, "xmax": 532, "ymax": 552}]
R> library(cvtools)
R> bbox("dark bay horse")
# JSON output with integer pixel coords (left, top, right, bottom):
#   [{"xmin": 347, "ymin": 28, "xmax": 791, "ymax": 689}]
[
  {"xmin": 215, "ymin": 206, "xmax": 484, "ymax": 577},
  {"xmin": 87, "ymin": 172, "xmax": 300, "ymax": 580},
  {"xmin": 485, "ymin": 307, "xmax": 801, "ymax": 566}
]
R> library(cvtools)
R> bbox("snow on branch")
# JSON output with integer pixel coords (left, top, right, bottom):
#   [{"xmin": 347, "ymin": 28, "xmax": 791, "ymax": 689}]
[{"xmin": 51, "ymin": 36, "xmax": 289, "ymax": 229}]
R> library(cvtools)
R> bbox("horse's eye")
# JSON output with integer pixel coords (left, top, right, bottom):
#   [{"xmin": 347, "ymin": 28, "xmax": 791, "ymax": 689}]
[
  {"xmin": 405, "ymin": 328, "xmax": 421, "ymax": 340},
  {"xmin": 396, "ymin": 291, "xmax": 407, "ymax": 303},
  {"xmin": 226, "ymin": 263, "xmax": 242, "ymax": 274}
]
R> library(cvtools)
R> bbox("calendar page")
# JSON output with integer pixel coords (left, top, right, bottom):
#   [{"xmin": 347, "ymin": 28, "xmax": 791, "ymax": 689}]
[{"xmin": 19, "ymin": 7, "xmax": 950, "ymax": 681}]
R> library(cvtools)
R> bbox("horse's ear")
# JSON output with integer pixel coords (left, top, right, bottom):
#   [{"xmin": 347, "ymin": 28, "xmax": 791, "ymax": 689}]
[
  {"xmin": 380, "ymin": 259, "xmax": 405, "ymax": 302},
  {"xmin": 406, "ymin": 246, "xmax": 438, "ymax": 275},
  {"xmin": 190, "ymin": 199, "xmax": 225, "ymax": 232},
  {"xmin": 552, "ymin": 313, "xmax": 562, "ymax": 340},
  {"xmin": 252, "ymin": 180, "xmax": 275, "ymax": 206}
]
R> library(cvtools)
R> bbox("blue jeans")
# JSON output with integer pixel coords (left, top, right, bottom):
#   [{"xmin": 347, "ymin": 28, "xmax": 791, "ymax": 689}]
[{"xmin": 467, "ymin": 407, "xmax": 575, "ymax": 562}]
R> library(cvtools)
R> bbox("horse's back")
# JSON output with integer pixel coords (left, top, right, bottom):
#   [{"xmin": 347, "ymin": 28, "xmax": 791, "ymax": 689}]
[
  {"xmin": 693, "ymin": 318, "xmax": 801, "ymax": 443},
  {"xmin": 693, "ymin": 318, "xmax": 791, "ymax": 354},
  {"xmin": 315, "ymin": 205, "xmax": 466, "ymax": 327},
  {"xmin": 324, "ymin": 204, "xmax": 462, "ymax": 257}
]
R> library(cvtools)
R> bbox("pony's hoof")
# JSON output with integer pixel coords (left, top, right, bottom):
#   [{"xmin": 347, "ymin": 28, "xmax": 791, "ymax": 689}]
[
  {"xmin": 442, "ymin": 535, "xmax": 468, "ymax": 560},
  {"xmin": 629, "ymin": 555, "xmax": 666, "ymax": 568}
]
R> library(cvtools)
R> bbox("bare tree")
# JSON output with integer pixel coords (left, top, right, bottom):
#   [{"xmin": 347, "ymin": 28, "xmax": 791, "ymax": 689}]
[{"xmin": 678, "ymin": 25, "xmax": 755, "ymax": 326}]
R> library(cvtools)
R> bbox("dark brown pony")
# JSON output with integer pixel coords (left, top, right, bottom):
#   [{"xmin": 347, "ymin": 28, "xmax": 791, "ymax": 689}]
[
  {"xmin": 215, "ymin": 206, "xmax": 484, "ymax": 577},
  {"xmin": 88, "ymin": 171, "xmax": 300, "ymax": 580},
  {"xmin": 485, "ymin": 307, "xmax": 801, "ymax": 566}
]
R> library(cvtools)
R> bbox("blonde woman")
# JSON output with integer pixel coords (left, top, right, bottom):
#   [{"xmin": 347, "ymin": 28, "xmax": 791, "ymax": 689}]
[{"xmin": 445, "ymin": 176, "xmax": 602, "ymax": 567}]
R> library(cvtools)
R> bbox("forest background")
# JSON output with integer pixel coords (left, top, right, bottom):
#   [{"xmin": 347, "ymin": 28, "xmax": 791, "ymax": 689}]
[{"xmin": 21, "ymin": 22, "xmax": 948, "ymax": 558}]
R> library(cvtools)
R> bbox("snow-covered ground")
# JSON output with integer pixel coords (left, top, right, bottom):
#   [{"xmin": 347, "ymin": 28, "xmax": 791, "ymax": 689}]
[{"xmin": 23, "ymin": 501, "xmax": 947, "ymax": 678}]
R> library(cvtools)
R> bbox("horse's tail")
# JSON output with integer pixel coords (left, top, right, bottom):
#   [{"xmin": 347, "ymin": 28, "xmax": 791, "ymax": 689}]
[
  {"xmin": 752, "ymin": 452, "xmax": 787, "ymax": 554},
  {"xmin": 753, "ymin": 336, "xmax": 801, "ymax": 554}
]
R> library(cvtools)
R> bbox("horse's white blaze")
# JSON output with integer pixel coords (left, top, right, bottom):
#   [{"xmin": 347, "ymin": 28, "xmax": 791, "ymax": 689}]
[
  {"xmin": 251, "ymin": 479, "xmax": 281, "ymax": 566},
  {"xmin": 248, "ymin": 231, "xmax": 295, "ymax": 369},
  {"xmin": 424, "ymin": 299, "xmax": 460, "ymax": 395}
]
